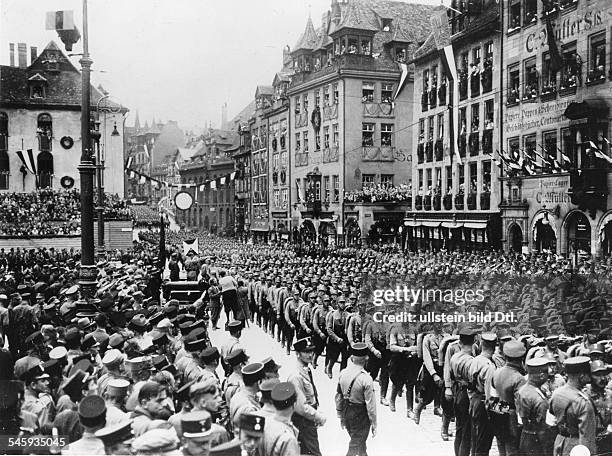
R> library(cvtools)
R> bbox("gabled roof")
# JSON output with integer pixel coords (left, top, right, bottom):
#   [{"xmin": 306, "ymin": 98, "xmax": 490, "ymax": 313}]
[
  {"xmin": 332, "ymin": 0, "xmax": 380, "ymax": 34},
  {"xmin": 255, "ymin": 85, "xmax": 274, "ymax": 98},
  {"xmin": 314, "ymin": 25, "xmax": 333, "ymax": 51},
  {"xmin": 293, "ymin": 16, "xmax": 319, "ymax": 52},
  {"xmin": 28, "ymin": 73, "xmax": 48, "ymax": 82},
  {"xmin": 273, "ymin": 71, "xmax": 291, "ymax": 86},
  {"xmin": 413, "ymin": 33, "xmax": 437, "ymax": 61},
  {"xmin": 390, "ymin": 21, "xmax": 413, "ymax": 44},
  {"xmin": 230, "ymin": 100, "xmax": 257, "ymax": 128}
]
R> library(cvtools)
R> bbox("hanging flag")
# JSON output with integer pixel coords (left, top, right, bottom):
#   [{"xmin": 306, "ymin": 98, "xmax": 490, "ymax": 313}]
[
  {"xmin": 125, "ymin": 155, "xmax": 133, "ymax": 170},
  {"xmin": 45, "ymin": 10, "xmax": 75, "ymax": 30},
  {"xmin": 220, "ymin": 176, "xmax": 226, "ymax": 185},
  {"xmin": 603, "ymin": 137, "xmax": 611, "ymax": 146},
  {"xmin": 210, "ymin": 180, "xmax": 217, "ymax": 190},
  {"xmin": 129, "ymin": 170, "xmax": 135, "ymax": 179},
  {"xmin": 143, "ymin": 143, "xmax": 149, "ymax": 158},
  {"xmin": 558, "ymin": 147, "xmax": 571, "ymax": 166},
  {"xmin": 199, "ymin": 184, "xmax": 205, "ymax": 191},
  {"xmin": 588, "ymin": 141, "xmax": 612, "ymax": 164},
  {"xmin": 393, "ymin": 63, "xmax": 409, "ymax": 101},
  {"xmin": 182, "ymin": 238, "xmax": 199, "ymax": 256},
  {"xmin": 545, "ymin": 14, "xmax": 564, "ymax": 73},
  {"xmin": 295, "ymin": 179, "xmax": 304, "ymax": 202},
  {"xmin": 15, "ymin": 150, "xmax": 32, "ymax": 173},
  {"xmin": 27, "ymin": 149, "xmax": 37, "ymax": 175},
  {"xmin": 139, "ymin": 175, "xmax": 147, "ymax": 184},
  {"xmin": 230, "ymin": 171, "xmax": 236, "ymax": 181}
]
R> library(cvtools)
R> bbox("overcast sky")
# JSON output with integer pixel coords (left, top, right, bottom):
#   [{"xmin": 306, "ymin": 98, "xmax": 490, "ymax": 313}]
[{"xmin": 1, "ymin": 0, "xmax": 439, "ymax": 132}]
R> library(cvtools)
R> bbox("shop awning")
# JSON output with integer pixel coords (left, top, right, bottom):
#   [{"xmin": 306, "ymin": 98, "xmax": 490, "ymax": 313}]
[
  {"xmin": 421, "ymin": 221, "xmax": 441, "ymax": 227},
  {"xmin": 564, "ymin": 99, "xmax": 609, "ymax": 120},
  {"xmin": 442, "ymin": 222, "xmax": 464, "ymax": 228},
  {"xmin": 464, "ymin": 222, "xmax": 488, "ymax": 229}
]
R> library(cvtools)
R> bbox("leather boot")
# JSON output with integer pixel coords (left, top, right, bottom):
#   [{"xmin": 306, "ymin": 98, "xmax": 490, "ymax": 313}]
[
  {"xmin": 413, "ymin": 402, "xmax": 423, "ymax": 424},
  {"xmin": 441, "ymin": 415, "xmax": 450, "ymax": 441}
]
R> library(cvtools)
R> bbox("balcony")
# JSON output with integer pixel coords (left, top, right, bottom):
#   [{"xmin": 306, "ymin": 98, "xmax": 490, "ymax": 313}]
[
  {"xmin": 415, "ymin": 195, "xmax": 423, "ymax": 210},
  {"xmin": 423, "ymin": 195, "xmax": 432, "ymax": 211},
  {"xmin": 421, "ymin": 92, "xmax": 428, "ymax": 111},
  {"xmin": 435, "ymin": 139, "xmax": 444, "ymax": 161},
  {"xmin": 467, "ymin": 192, "xmax": 477, "ymax": 210},
  {"xmin": 290, "ymin": 63, "xmax": 336, "ymax": 87},
  {"xmin": 363, "ymin": 101, "xmax": 394, "ymax": 118},
  {"xmin": 417, "ymin": 143, "xmax": 425, "ymax": 164},
  {"xmin": 295, "ymin": 111, "xmax": 309, "ymax": 128},
  {"xmin": 323, "ymin": 146, "xmax": 339, "ymax": 163},
  {"xmin": 482, "ymin": 130, "xmax": 493, "ymax": 156},
  {"xmin": 455, "ymin": 193, "xmax": 465, "ymax": 210},
  {"xmin": 425, "ymin": 141, "xmax": 434, "ymax": 162},
  {"xmin": 438, "ymin": 83, "xmax": 447, "ymax": 106},
  {"xmin": 429, "ymin": 88, "xmax": 437, "ymax": 108},
  {"xmin": 335, "ymin": 53, "xmax": 377, "ymax": 71},
  {"xmin": 458, "ymin": 134, "xmax": 467, "ymax": 158},
  {"xmin": 469, "ymin": 132, "xmax": 480, "ymax": 156},
  {"xmin": 322, "ymin": 104, "xmax": 338, "ymax": 121},
  {"xmin": 433, "ymin": 194, "xmax": 441, "ymax": 211},
  {"xmin": 295, "ymin": 152, "xmax": 308, "ymax": 167},
  {"xmin": 480, "ymin": 192, "xmax": 491, "ymax": 210},
  {"xmin": 361, "ymin": 146, "xmax": 395, "ymax": 162},
  {"xmin": 443, "ymin": 194, "xmax": 453, "ymax": 210}
]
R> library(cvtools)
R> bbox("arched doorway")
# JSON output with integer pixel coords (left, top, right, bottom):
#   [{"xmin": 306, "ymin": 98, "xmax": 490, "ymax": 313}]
[
  {"xmin": 37, "ymin": 151, "xmax": 54, "ymax": 188},
  {"xmin": 566, "ymin": 211, "xmax": 591, "ymax": 256},
  {"xmin": 599, "ymin": 213, "xmax": 612, "ymax": 257},
  {"xmin": 301, "ymin": 220, "xmax": 316, "ymax": 245},
  {"xmin": 508, "ymin": 223, "xmax": 523, "ymax": 253},
  {"xmin": 533, "ymin": 213, "xmax": 557, "ymax": 252},
  {"xmin": 345, "ymin": 219, "xmax": 361, "ymax": 247},
  {"xmin": 319, "ymin": 222, "xmax": 336, "ymax": 247}
]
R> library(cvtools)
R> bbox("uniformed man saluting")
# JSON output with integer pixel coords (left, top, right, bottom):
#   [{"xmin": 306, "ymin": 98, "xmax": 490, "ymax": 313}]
[
  {"xmin": 547, "ymin": 356, "xmax": 597, "ymax": 456},
  {"xmin": 335, "ymin": 342, "xmax": 377, "ymax": 456}
]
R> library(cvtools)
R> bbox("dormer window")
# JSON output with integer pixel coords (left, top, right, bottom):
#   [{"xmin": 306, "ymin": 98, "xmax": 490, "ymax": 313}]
[
  {"xmin": 348, "ymin": 38, "xmax": 358, "ymax": 54},
  {"xmin": 44, "ymin": 51, "xmax": 60, "ymax": 71},
  {"xmin": 396, "ymin": 47, "xmax": 407, "ymax": 63},
  {"xmin": 382, "ymin": 18, "xmax": 392, "ymax": 32},
  {"xmin": 28, "ymin": 73, "xmax": 48, "ymax": 99},
  {"xmin": 361, "ymin": 39, "xmax": 371, "ymax": 55}
]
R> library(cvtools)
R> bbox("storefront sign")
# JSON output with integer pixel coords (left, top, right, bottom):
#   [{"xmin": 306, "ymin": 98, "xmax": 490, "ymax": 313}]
[
  {"xmin": 533, "ymin": 177, "xmax": 572, "ymax": 205},
  {"xmin": 504, "ymin": 100, "xmax": 572, "ymax": 134},
  {"xmin": 525, "ymin": 9, "xmax": 605, "ymax": 53}
]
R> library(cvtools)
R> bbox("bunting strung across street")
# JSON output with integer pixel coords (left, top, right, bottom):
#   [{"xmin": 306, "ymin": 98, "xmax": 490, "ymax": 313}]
[{"xmin": 123, "ymin": 164, "xmax": 237, "ymax": 190}]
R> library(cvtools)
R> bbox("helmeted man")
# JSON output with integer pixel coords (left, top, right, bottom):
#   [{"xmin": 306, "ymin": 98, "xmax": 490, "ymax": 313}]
[
  {"xmin": 325, "ymin": 296, "xmax": 349, "ymax": 378},
  {"xmin": 364, "ymin": 314, "xmax": 390, "ymax": 406},
  {"xmin": 283, "ymin": 286, "xmax": 301, "ymax": 356},
  {"xmin": 583, "ymin": 359, "xmax": 611, "ymax": 455}
]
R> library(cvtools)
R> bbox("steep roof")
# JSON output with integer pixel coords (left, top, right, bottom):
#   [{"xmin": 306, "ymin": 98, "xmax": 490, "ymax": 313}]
[
  {"xmin": 413, "ymin": 33, "xmax": 438, "ymax": 61},
  {"xmin": 229, "ymin": 100, "xmax": 257, "ymax": 128},
  {"xmin": 293, "ymin": 16, "xmax": 319, "ymax": 52},
  {"xmin": 332, "ymin": 0, "xmax": 380, "ymax": 34},
  {"xmin": 255, "ymin": 85, "xmax": 274, "ymax": 97}
]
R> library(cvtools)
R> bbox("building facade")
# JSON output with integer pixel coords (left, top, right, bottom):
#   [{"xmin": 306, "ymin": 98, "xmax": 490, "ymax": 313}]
[
  {"xmin": 249, "ymin": 91, "xmax": 272, "ymax": 241},
  {"xmin": 126, "ymin": 121, "xmax": 160, "ymax": 203},
  {"xmin": 408, "ymin": 0, "xmax": 502, "ymax": 251},
  {"xmin": 288, "ymin": 0, "xmax": 435, "ymax": 246},
  {"xmin": 500, "ymin": 0, "xmax": 612, "ymax": 256},
  {"xmin": 0, "ymin": 41, "xmax": 127, "ymax": 195}
]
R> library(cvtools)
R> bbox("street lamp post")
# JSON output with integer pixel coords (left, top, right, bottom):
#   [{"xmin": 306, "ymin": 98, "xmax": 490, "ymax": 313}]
[{"xmin": 78, "ymin": 0, "xmax": 97, "ymax": 300}]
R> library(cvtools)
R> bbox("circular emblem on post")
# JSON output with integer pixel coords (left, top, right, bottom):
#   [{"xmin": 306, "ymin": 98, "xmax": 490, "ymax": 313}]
[
  {"xmin": 60, "ymin": 176, "xmax": 75, "ymax": 189},
  {"xmin": 60, "ymin": 136, "xmax": 74, "ymax": 149},
  {"xmin": 174, "ymin": 191, "xmax": 194, "ymax": 210}
]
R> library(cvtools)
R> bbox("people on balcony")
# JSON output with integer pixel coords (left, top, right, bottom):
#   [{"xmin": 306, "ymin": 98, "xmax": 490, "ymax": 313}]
[
  {"xmin": 344, "ymin": 183, "xmax": 412, "ymax": 203},
  {"xmin": 485, "ymin": 117, "xmax": 494, "ymax": 130}
]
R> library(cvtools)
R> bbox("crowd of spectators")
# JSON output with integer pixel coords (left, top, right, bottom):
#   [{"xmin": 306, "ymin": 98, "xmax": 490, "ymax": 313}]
[
  {"xmin": 0, "ymin": 189, "xmax": 131, "ymax": 237},
  {"xmin": 344, "ymin": 183, "xmax": 412, "ymax": 203}
]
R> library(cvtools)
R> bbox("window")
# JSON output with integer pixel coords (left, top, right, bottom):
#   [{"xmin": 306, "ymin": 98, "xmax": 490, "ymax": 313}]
[
  {"xmin": 362, "ymin": 174, "xmax": 375, "ymax": 188},
  {"xmin": 333, "ymin": 83, "xmax": 339, "ymax": 104},
  {"xmin": 471, "ymin": 104, "xmax": 480, "ymax": 131},
  {"xmin": 509, "ymin": 136, "xmax": 520, "ymax": 164},
  {"xmin": 395, "ymin": 47, "xmax": 407, "ymax": 63},
  {"xmin": 348, "ymin": 37, "xmax": 359, "ymax": 54},
  {"xmin": 361, "ymin": 39, "xmax": 371, "ymax": 55},
  {"xmin": 562, "ymin": 127, "xmax": 576, "ymax": 165},
  {"xmin": 362, "ymin": 123, "xmax": 375, "ymax": 147},
  {"xmin": 274, "ymin": 189, "xmax": 280, "ymax": 208},
  {"xmin": 485, "ymin": 41, "xmax": 493, "ymax": 59},
  {"xmin": 458, "ymin": 164, "xmax": 465, "ymax": 190},
  {"xmin": 482, "ymin": 161, "xmax": 491, "ymax": 192},
  {"xmin": 281, "ymin": 151, "xmax": 287, "ymax": 168},
  {"xmin": 295, "ymin": 97, "xmax": 301, "ymax": 114},
  {"xmin": 588, "ymin": 32, "xmax": 606, "ymax": 82},
  {"xmin": 323, "ymin": 86, "xmax": 330, "ymax": 105},
  {"xmin": 508, "ymin": 64, "xmax": 520, "ymax": 104},
  {"xmin": 560, "ymin": 42, "xmax": 579, "ymax": 90},
  {"xmin": 381, "ymin": 83, "xmax": 393, "ymax": 103},
  {"xmin": 382, "ymin": 18, "xmax": 392, "ymax": 32},
  {"xmin": 459, "ymin": 108, "xmax": 467, "ymax": 135},
  {"xmin": 542, "ymin": 52, "xmax": 557, "ymax": 95},
  {"xmin": 423, "ymin": 69, "xmax": 430, "ymax": 92},
  {"xmin": 446, "ymin": 165, "xmax": 453, "ymax": 193},
  {"xmin": 524, "ymin": 0, "xmax": 537, "ymax": 25},
  {"xmin": 381, "ymin": 174, "xmax": 393, "ymax": 187},
  {"xmin": 509, "ymin": 0, "xmax": 521, "ymax": 31},
  {"xmin": 418, "ymin": 169, "xmax": 424, "ymax": 191},
  {"xmin": 315, "ymin": 129, "xmax": 321, "ymax": 151},
  {"xmin": 427, "ymin": 116, "xmax": 434, "ymax": 139},
  {"xmin": 419, "ymin": 119, "xmax": 425, "ymax": 139},
  {"xmin": 468, "ymin": 163, "xmax": 477, "ymax": 193},
  {"xmin": 303, "ymin": 131, "xmax": 309, "ymax": 151},
  {"xmin": 434, "ymin": 167, "xmax": 441, "ymax": 189},
  {"xmin": 524, "ymin": 134, "xmax": 537, "ymax": 173},
  {"xmin": 295, "ymin": 133, "xmax": 301, "ymax": 152},
  {"xmin": 332, "ymin": 124, "xmax": 339, "ymax": 147},
  {"xmin": 362, "ymin": 82, "xmax": 374, "ymax": 102},
  {"xmin": 437, "ymin": 113, "xmax": 444, "ymax": 139},
  {"xmin": 37, "ymin": 151, "xmax": 53, "ymax": 188},
  {"xmin": 524, "ymin": 57, "xmax": 538, "ymax": 100},
  {"xmin": 324, "ymin": 126, "xmax": 330, "ymax": 148},
  {"xmin": 472, "ymin": 47, "xmax": 481, "ymax": 65},
  {"xmin": 426, "ymin": 169, "xmax": 433, "ymax": 191},
  {"xmin": 485, "ymin": 100, "xmax": 494, "ymax": 129},
  {"xmin": 333, "ymin": 175, "xmax": 339, "ymax": 201},
  {"xmin": 543, "ymin": 130, "xmax": 558, "ymax": 171},
  {"xmin": 381, "ymin": 124, "xmax": 393, "ymax": 147},
  {"xmin": 281, "ymin": 188, "xmax": 288, "ymax": 208},
  {"xmin": 273, "ymin": 153, "xmax": 279, "ymax": 170},
  {"xmin": 0, "ymin": 150, "xmax": 8, "ymax": 190},
  {"xmin": 315, "ymin": 90, "xmax": 320, "ymax": 107},
  {"xmin": 324, "ymin": 176, "xmax": 330, "ymax": 201},
  {"xmin": 303, "ymin": 94, "xmax": 309, "ymax": 112},
  {"xmin": 37, "ymin": 113, "xmax": 52, "ymax": 152},
  {"xmin": 0, "ymin": 112, "xmax": 7, "ymax": 151}
]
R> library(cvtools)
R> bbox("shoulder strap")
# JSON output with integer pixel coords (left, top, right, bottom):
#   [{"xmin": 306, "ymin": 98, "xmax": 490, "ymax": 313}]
[
  {"xmin": 343, "ymin": 372, "xmax": 364, "ymax": 399},
  {"xmin": 269, "ymin": 433, "xmax": 284, "ymax": 455}
]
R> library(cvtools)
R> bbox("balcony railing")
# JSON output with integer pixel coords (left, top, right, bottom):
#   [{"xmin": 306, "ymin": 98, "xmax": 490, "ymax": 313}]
[
  {"xmin": 455, "ymin": 193, "xmax": 465, "ymax": 210},
  {"xmin": 435, "ymin": 139, "xmax": 444, "ymax": 161},
  {"xmin": 363, "ymin": 102, "xmax": 394, "ymax": 117},
  {"xmin": 361, "ymin": 146, "xmax": 395, "ymax": 162},
  {"xmin": 323, "ymin": 146, "xmax": 339, "ymax": 163},
  {"xmin": 423, "ymin": 195, "xmax": 432, "ymax": 211},
  {"xmin": 467, "ymin": 192, "xmax": 477, "ymax": 210},
  {"xmin": 480, "ymin": 192, "xmax": 491, "ymax": 210},
  {"xmin": 443, "ymin": 194, "xmax": 453, "ymax": 210},
  {"xmin": 433, "ymin": 194, "xmax": 441, "ymax": 211},
  {"xmin": 425, "ymin": 141, "xmax": 434, "ymax": 162}
]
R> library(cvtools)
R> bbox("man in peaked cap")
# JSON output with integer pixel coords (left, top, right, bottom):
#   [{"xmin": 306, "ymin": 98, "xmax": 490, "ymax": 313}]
[
  {"xmin": 516, "ymin": 357, "xmax": 554, "ymax": 456},
  {"xmin": 63, "ymin": 395, "xmax": 107, "ymax": 455},
  {"xmin": 584, "ymin": 360, "xmax": 612, "ymax": 455},
  {"xmin": 335, "ymin": 342, "xmax": 377, "ymax": 456},
  {"xmin": 549, "ymin": 357, "xmax": 597, "ymax": 456},
  {"xmin": 95, "ymin": 418, "xmax": 134, "ymax": 455},
  {"xmin": 180, "ymin": 410, "xmax": 215, "ymax": 456},
  {"xmin": 103, "ymin": 378, "xmax": 130, "ymax": 427},
  {"xmin": 260, "ymin": 382, "xmax": 299, "ymax": 456},
  {"xmin": 256, "ymin": 378, "xmax": 280, "ymax": 418},
  {"xmin": 209, "ymin": 413, "xmax": 265, "ymax": 456},
  {"xmin": 287, "ymin": 337, "xmax": 325, "ymax": 456},
  {"xmin": 229, "ymin": 363, "xmax": 263, "ymax": 432},
  {"xmin": 223, "ymin": 349, "xmax": 248, "ymax": 406},
  {"xmin": 20, "ymin": 362, "xmax": 54, "ymax": 431},
  {"xmin": 491, "ymin": 339, "xmax": 527, "ymax": 456}
]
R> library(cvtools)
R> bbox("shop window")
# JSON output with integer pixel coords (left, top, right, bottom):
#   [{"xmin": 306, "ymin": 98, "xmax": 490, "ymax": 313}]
[
  {"xmin": 508, "ymin": 0, "xmax": 521, "ymax": 32},
  {"xmin": 362, "ymin": 123, "xmax": 375, "ymax": 147},
  {"xmin": 587, "ymin": 32, "xmax": 606, "ymax": 83},
  {"xmin": 381, "ymin": 124, "xmax": 394, "ymax": 147},
  {"xmin": 542, "ymin": 52, "xmax": 557, "ymax": 97},
  {"xmin": 507, "ymin": 64, "xmax": 520, "ymax": 105},
  {"xmin": 381, "ymin": 83, "xmax": 393, "ymax": 103},
  {"xmin": 523, "ymin": 57, "xmax": 538, "ymax": 100},
  {"xmin": 362, "ymin": 82, "xmax": 375, "ymax": 102},
  {"xmin": 524, "ymin": 0, "xmax": 537, "ymax": 25}
]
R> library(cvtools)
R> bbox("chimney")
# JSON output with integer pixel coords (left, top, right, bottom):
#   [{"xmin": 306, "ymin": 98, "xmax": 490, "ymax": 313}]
[
  {"xmin": 9, "ymin": 43, "xmax": 15, "ymax": 67},
  {"xmin": 17, "ymin": 43, "xmax": 27, "ymax": 68},
  {"xmin": 30, "ymin": 46, "xmax": 38, "ymax": 63}
]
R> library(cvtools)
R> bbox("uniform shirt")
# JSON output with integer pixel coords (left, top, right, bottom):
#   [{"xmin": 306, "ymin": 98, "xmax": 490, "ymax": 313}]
[
  {"xmin": 449, "ymin": 350, "xmax": 474, "ymax": 386},
  {"xmin": 468, "ymin": 353, "xmax": 496, "ymax": 396},
  {"xmin": 549, "ymin": 383, "xmax": 597, "ymax": 454},
  {"xmin": 422, "ymin": 333, "xmax": 442, "ymax": 376},
  {"xmin": 584, "ymin": 384, "xmax": 612, "ymax": 433},
  {"xmin": 335, "ymin": 362, "xmax": 377, "ymax": 429},
  {"xmin": 312, "ymin": 305, "xmax": 329, "ymax": 337},
  {"xmin": 299, "ymin": 303, "xmax": 314, "ymax": 332},
  {"xmin": 254, "ymin": 403, "xmax": 276, "ymax": 419},
  {"xmin": 61, "ymin": 431, "xmax": 105, "ymax": 455},
  {"xmin": 21, "ymin": 389, "xmax": 54, "ymax": 430},
  {"xmin": 347, "ymin": 314, "xmax": 370, "ymax": 345},
  {"xmin": 260, "ymin": 414, "xmax": 300, "ymax": 456},
  {"xmin": 326, "ymin": 309, "xmax": 348, "ymax": 342},
  {"xmin": 516, "ymin": 383, "xmax": 548, "ymax": 430},
  {"xmin": 229, "ymin": 387, "xmax": 260, "ymax": 429},
  {"xmin": 364, "ymin": 321, "xmax": 387, "ymax": 355},
  {"xmin": 223, "ymin": 372, "xmax": 244, "ymax": 405},
  {"xmin": 56, "ymin": 394, "xmax": 77, "ymax": 414},
  {"xmin": 106, "ymin": 404, "xmax": 130, "ymax": 427},
  {"xmin": 491, "ymin": 362, "xmax": 526, "ymax": 407},
  {"xmin": 389, "ymin": 325, "xmax": 416, "ymax": 353},
  {"xmin": 131, "ymin": 406, "xmax": 167, "ymax": 437},
  {"xmin": 284, "ymin": 297, "xmax": 299, "ymax": 327},
  {"xmin": 220, "ymin": 336, "xmax": 243, "ymax": 362},
  {"xmin": 287, "ymin": 361, "xmax": 324, "ymax": 424}
]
